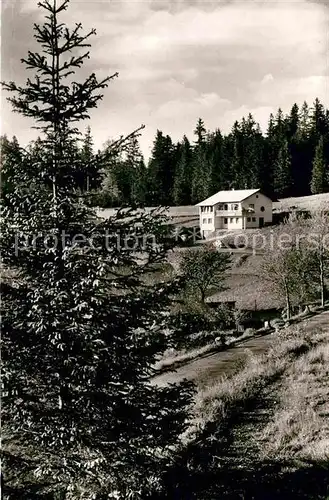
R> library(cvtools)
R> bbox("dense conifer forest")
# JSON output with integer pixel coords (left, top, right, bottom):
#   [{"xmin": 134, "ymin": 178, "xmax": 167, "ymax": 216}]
[{"xmin": 2, "ymin": 99, "xmax": 329, "ymax": 206}]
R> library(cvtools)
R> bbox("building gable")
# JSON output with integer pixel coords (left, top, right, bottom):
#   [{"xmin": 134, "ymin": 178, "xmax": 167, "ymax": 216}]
[{"xmin": 196, "ymin": 188, "xmax": 265, "ymax": 207}]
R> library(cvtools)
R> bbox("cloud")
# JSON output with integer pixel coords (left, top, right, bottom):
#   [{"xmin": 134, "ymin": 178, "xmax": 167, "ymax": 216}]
[
  {"xmin": 155, "ymin": 88, "xmax": 230, "ymax": 123},
  {"xmin": 2, "ymin": 0, "xmax": 329, "ymax": 159},
  {"xmin": 249, "ymin": 75, "xmax": 328, "ymax": 112},
  {"xmin": 261, "ymin": 74, "xmax": 274, "ymax": 85}
]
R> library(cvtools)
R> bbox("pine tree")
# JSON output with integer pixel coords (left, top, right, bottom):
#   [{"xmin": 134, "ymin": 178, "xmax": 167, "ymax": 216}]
[
  {"xmin": 0, "ymin": 135, "xmax": 22, "ymax": 197},
  {"xmin": 208, "ymin": 129, "xmax": 225, "ymax": 193},
  {"xmin": 240, "ymin": 114, "xmax": 264, "ymax": 189},
  {"xmin": 286, "ymin": 104, "xmax": 301, "ymax": 197},
  {"xmin": 298, "ymin": 101, "xmax": 312, "ymax": 139},
  {"xmin": 287, "ymin": 103, "xmax": 299, "ymax": 140},
  {"xmin": 220, "ymin": 136, "xmax": 234, "ymax": 190},
  {"xmin": 310, "ymin": 98, "xmax": 326, "ymax": 140},
  {"xmin": 97, "ymin": 134, "xmax": 145, "ymax": 207},
  {"xmin": 96, "ymin": 138, "xmax": 123, "ymax": 207},
  {"xmin": 310, "ymin": 136, "xmax": 329, "ymax": 194},
  {"xmin": 325, "ymin": 109, "xmax": 329, "ymax": 136},
  {"xmin": 273, "ymin": 139, "xmax": 293, "ymax": 197},
  {"xmin": 191, "ymin": 119, "xmax": 211, "ymax": 203},
  {"xmin": 1, "ymin": 1, "xmax": 194, "ymax": 497},
  {"xmin": 110, "ymin": 137, "xmax": 140, "ymax": 206},
  {"xmin": 274, "ymin": 107, "xmax": 286, "ymax": 140},
  {"xmin": 249, "ymin": 124, "xmax": 265, "ymax": 190},
  {"xmin": 172, "ymin": 135, "xmax": 192, "ymax": 205},
  {"xmin": 131, "ymin": 157, "xmax": 147, "ymax": 206},
  {"xmin": 120, "ymin": 135, "xmax": 145, "ymax": 206},
  {"xmin": 265, "ymin": 109, "xmax": 294, "ymax": 197},
  {"xmin": 80, "ymin": 125, "xmax": 102, "ymax": 193},
  {"xmin": 263, "ymin": 114, "xmax": 276, "ymax": 197},
  {"xmin": 292, "ymin": 101, "xmax": 313, "ymax": 196},
  {"xmin": 148, "ymin": 131, "xmax": 175, "ymax": 205},
  {"xmin": 193, "ymin": 117, "xmax": 207, "ymax": 145},
  {"xmin": 230, "ymin": 121, "xmax": 243, "ymax": 188},
  {"xmin": 191, "ymin": 147, "xmax": 211, "ymax": 203}
]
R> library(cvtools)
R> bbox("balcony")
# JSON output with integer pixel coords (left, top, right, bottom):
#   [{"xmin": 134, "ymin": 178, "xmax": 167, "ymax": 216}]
[{"xmin": 216, "ymin": 209, "xmax": 243, "ymax": 217}]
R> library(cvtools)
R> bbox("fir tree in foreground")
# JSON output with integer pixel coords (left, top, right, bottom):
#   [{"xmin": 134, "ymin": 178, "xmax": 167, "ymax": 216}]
[{"xmin": 1, "ymin": 1, "xmax": 194, "ymax": 498}]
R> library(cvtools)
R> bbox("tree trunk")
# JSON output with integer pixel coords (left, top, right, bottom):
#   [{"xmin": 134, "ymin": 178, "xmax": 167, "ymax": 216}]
[
  {"xmin": 52, "ymin": 176, "xmax": 57, "ymax": 217},
  {"xmin": 284, "ymin": 280, "xmax": 291, "ymax": 320}
]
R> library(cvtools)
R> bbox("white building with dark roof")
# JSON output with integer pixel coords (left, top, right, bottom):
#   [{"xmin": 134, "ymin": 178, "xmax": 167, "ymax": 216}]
[{"xmin": 196, "ymin": 188, "xmax": 272, "ymax": 238}]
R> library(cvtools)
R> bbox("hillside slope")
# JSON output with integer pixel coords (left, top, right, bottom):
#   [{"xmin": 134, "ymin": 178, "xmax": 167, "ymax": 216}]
[{"xmin": 161, "ymin": 312, "xmax": 329, "ymax": 499}]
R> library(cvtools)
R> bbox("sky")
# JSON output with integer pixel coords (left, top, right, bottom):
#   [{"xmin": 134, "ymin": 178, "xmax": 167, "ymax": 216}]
[{"xmin": 1, "ymin": 0, "xmax": 328, "ymax": 159}]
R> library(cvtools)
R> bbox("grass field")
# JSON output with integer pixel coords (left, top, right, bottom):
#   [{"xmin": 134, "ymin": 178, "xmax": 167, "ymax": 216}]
[{"xmin": 273, "ymin": 192, "xmax": 329, "ymax": 213}]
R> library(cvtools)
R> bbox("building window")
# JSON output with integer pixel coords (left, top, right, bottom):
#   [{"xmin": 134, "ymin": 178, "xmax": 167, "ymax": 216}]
[
  {"xmin": 256, "ymin": 195, "xmax": 259, "ymax": 198},
  {"xmin": 224, "ymin": 218, "xmax": 228, "ymax": 224},
  {"xmin": 247, "ymin": 217, "xmax": 251, "ymax": 222},
  {"xmin": 208, "ymin": 218, "xmax": 212, "ymax": 224},
  {"xmin": 202, "ymin": 218, "xmax": 207, "ymax": 224},
  {"xmin": 234, "ymin": 204, "xmax": 238, "ymax": 210},
  {"xmin": 260, "ymin": 206, "xmax": 265, "ymax": 212},
  {"xmin": 249, "ymin": 204, "xmax": 254, "ymax": 209},
  {"xmin": 236, "ymin": 218, "xmax": 239, "ymax": 223},
  {"xmin": 224, "ymin": 204, "xmax": 228, "ymax": 210},
  {"xmin": 230, "ymin": 218, "xmax": 234, "ymax": 223},
  {"xmin": 252, "ymin": 217, "xmax": 256, "ymax": 222}
]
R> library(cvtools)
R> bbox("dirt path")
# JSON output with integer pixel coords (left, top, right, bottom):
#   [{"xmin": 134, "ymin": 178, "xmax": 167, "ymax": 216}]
[
  {"xmin": 162, "ymin": 311, "xmax": 329, "ymax": 499},
  {"xmin": 151, "ymin": 310, "xmax": 329, "ymax": 388}
]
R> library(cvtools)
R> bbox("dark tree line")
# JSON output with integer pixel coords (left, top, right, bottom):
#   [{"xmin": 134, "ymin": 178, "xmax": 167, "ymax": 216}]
[
  {"xmin": 145, "ymin": 100, "xmax": 329, "ymax": 205},
  {"xmin": 2, "ymin": 101, "xmax": 329, "ymax": 207}
]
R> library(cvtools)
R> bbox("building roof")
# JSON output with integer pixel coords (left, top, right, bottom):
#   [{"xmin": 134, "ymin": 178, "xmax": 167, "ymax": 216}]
[{"xmin": 196, "ymin": 188, "xmax": 261, "ymax": 206}]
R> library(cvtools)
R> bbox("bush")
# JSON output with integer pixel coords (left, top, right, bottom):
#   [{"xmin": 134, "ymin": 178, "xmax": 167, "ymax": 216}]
[{"xmin": 169, "ymin": 311, "xmax": 213, "ymax": 350}]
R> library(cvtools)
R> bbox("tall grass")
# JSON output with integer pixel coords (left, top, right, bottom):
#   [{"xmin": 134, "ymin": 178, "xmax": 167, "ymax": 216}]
[
  {"xmin": 261, "ymin": 335, "xmax": 329, "ymax": 461},
  {"xmin": 184, "ymin": 326, "xmax": 328, "ymax": 446}
]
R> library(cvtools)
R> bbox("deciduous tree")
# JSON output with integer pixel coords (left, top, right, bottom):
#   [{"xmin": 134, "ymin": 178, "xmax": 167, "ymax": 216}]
[{"xmin": 180, "ymin": 245, "xmax": 231, "ymax": 304}]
